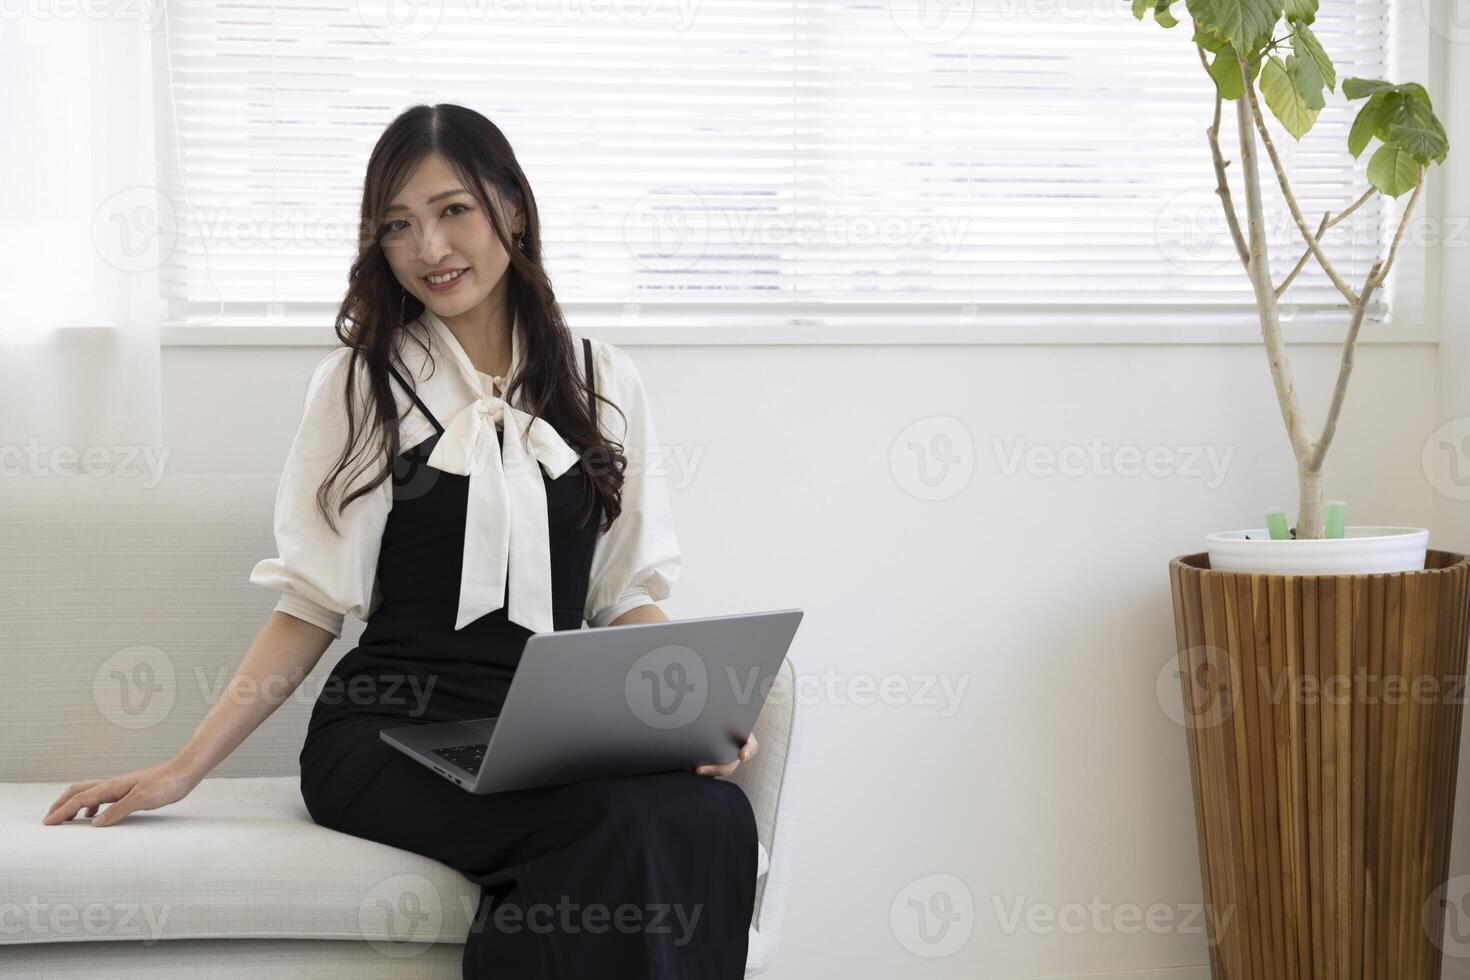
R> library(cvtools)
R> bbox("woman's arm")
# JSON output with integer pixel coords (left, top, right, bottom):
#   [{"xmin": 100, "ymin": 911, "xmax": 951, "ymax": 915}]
[
  {"xmin": 609, "ymin": 602, "xmax": 668, "ymax": 627},
  {"xmin": 42, "ymin": 611, "xmax": 335, "ymax": 827}
]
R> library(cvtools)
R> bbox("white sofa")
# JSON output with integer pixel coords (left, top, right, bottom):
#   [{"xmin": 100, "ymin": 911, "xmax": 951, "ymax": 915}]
[{"xmin": 0, "ymin": 476, "xmax": 801, "ymax": 978}]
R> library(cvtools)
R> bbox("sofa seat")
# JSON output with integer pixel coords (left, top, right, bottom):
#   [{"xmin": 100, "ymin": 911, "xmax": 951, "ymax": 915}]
[{"xmin": 0, "ymin": 776, "xmax": 771, "ymax": 970}]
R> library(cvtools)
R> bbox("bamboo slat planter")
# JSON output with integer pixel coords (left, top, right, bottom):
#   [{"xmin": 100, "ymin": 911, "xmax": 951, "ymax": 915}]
[{"xmin": 1168, "ymin": 549, "xmax": 1470, "ymax": 979}]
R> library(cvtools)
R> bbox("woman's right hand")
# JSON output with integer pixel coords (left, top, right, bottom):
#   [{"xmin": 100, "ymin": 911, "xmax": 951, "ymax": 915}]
[{"xmin": 42, "ymin": 757, "xmax": 203, "ymax": 828}]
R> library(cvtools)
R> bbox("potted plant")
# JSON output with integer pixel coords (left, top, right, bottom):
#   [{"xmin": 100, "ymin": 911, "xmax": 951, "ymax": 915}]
[{"xmin": 1135, "ymin": 1, "xmax": 1470, "ymax": 976}]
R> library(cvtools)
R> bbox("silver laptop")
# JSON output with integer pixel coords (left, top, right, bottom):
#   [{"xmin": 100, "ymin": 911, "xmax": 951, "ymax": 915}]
[{"xmin": 379, "ymin": 608, "xmax": 803, "ymax": 794}]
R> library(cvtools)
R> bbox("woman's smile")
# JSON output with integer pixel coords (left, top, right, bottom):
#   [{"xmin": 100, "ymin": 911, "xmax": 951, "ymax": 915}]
[{"xmin": 423, "ymin": 266, "xmax": 471, "ymax": 291}]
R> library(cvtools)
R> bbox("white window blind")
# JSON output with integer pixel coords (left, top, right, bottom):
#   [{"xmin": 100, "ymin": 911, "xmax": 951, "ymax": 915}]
[{"xmin": 153, "ymin": 0, "xmax": 1398, "ymax": 329}]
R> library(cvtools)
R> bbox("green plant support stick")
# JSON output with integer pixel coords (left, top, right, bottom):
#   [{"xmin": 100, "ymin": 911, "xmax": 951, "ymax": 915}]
[
  {"xmin": 1325, "ymin": 500, "xmax": 1347, "ymax": 539},
  {"xmin": 1266, "ymin": 509, "xmax": 1289, "ymax": 540}
]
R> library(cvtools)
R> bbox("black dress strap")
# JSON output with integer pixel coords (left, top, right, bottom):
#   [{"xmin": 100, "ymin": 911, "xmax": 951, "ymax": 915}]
[
  {"xmin": 387, "ymin": 364, "xmax": 444, "ymax": 436},
  {"xmin": 388, "ymin": 338, "xmax": 593, "ymax": 438}
]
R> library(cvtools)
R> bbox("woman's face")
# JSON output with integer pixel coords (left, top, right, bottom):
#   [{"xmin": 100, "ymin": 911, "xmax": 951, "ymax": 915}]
[{"xmin": 377, "ymin": 152, "xmax": 522, "ymax": 321}]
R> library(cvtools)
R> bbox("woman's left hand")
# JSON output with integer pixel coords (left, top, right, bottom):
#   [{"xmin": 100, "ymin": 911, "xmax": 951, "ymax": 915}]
[{"xmin": 692, "ymin": 733, "xmax": 758, "ymax": 778}]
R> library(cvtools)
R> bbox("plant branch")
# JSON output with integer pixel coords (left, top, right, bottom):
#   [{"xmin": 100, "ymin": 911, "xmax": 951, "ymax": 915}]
[
  {"xmin": 1244, "ymin": 77, "xmax": 1361, "ymax": 306},
  {"xmin": 1197, "ymin": 47, "xmax": 1251, "ymax": 269},
  {"xmin": 1235, "ymin": 58, "xmax": 1315, "ymax": 463},
  {"xmin": 1373, "ymin": 171, "xmax": 1425, "ymax": 289},
  {"xmin": 1306, "ymin": 271, "xmax": 1379, "ymax": 471},
  {"xmin": 1306, "ymin": 172, "xmax": 1425, "ymax": 472},
  {"xmin": 1275, "ymin": 187, "xmax": 1377, "ymax": 298}
]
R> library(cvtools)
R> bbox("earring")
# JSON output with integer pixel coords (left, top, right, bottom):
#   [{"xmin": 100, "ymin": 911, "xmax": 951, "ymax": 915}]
[
  {"xmin": 515, "ymin": 234, "xmax": 526, "ymax": 251},
  {"xmin": 398, "ymin": 287, "xmax": 406, "ymax": 328}
]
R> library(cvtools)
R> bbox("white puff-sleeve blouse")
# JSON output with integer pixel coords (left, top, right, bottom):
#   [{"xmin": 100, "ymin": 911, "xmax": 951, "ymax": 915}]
[
  {"xmin": 249, "ymin": 314, "xmax": 681, "ymax": 638},
  {"xmin": 248, "ymin": 346, "xmax": 391, "ymax": 639}
]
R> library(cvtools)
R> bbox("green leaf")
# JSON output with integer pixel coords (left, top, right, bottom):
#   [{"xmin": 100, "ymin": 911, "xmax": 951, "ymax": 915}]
[
  {"xmin": 1290, "ymin": 21, "xmax": 1334, "ymax": 93},
  {"xmin": 1366, "ymin": 143, "xmax": 1421, "ymax": 197},
  {"xmin": 1284, "ymin": 0, "xmax": 1316, "ymax": 24},
  {"xmin": 1260, "ymin": 54, "xmax": 1321, "ymax": 138},
  {"xmin": 1193, "ymin": 26, "xmax": 1229, "ymax": 50},
  {"xmin": 1386, "ymin": 100, "xmax": 1449, "ymax": 164},
  {"xmin": 1184, "ymin": 0, "xmax": 1283, "ymax": 55},
  {"xmin": 1343, "ymin": 78, "xmax": 1432, "ymax": 106},
  {"xmin": 1347, "ymin": 101, "xmax": 1381, "ymax": 157},
  {"xmin": 1209, "ymin": 48, "xmax": 1246, "ymax": 99},
  {"xmin": 1389, "ymin": 120, "xmax": 1447, "ymax": 164},
  {"xmin": 1429, "ymin": 112, "xmax": 1450, "ymax": 164},
  {"xmin": 1343, "ymin": 77, "xmax": 1396, "ymax": 99},
  {"xmin": 1133, "ymin": 0, "xmax": 1181, "ymax": 25}
]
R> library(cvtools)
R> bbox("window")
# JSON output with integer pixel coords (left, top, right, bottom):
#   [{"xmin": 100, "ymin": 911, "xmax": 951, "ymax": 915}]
[{"xmin": 154, "ymin": 0, "xmax": 1409, "ymax": 334}]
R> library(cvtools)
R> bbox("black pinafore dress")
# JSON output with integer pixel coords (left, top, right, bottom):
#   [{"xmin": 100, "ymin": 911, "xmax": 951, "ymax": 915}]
[{"xmin": 297, "ymin": 338, "xmax": 758, "ymax": 979}]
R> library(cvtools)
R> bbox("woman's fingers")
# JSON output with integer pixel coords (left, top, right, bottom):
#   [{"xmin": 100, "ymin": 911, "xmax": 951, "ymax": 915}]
[
  {"xmin": 691, "ymin": 733, "xmax": 761, "ymax": 777},
  {"xmin": 44, "ymin": 780, "xmax": 127, "ymax": 825},
  {"xmin": 47, "ymin": 780, "xmax": 101, "ymax": 815},
  {"xmin": 740, "ymin": 733, "xmax": 760, "ymax": 761}
]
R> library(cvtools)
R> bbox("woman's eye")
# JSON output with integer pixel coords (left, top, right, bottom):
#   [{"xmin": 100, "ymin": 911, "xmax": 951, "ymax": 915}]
[{"xmin": 379, "ymin": 204, "xmax": 467, "ymax": 240}]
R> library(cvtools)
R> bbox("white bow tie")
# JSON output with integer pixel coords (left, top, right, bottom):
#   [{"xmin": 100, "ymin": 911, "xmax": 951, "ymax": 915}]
[{"xmin": 424, "ymin": 392, "xmax": 582, "ymax": 633}]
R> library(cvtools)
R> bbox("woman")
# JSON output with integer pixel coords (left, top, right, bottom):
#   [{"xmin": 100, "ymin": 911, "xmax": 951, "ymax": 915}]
[{"xmin": 41, "ymin": 103, "xmax": 760, "ymax": 979}]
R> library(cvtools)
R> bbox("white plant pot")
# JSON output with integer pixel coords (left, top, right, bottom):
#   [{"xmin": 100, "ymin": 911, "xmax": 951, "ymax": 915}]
[{"xmin": 1205, "ymin": 526, "xmax": 1429, "ymax": 576}]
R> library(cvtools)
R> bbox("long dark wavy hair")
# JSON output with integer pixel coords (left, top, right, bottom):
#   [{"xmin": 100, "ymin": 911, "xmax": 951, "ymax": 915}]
[{"xmin": 313, "ymin": 103, "xmax": 626, "ymax": 537}]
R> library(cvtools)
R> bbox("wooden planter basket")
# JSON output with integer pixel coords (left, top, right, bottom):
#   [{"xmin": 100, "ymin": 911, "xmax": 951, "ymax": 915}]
[{"xmin": 1168, "ymin": 549, "xmax": 1470, "ymax": 979}]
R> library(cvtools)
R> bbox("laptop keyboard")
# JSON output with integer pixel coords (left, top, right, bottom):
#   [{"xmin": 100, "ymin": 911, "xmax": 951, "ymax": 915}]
[{"xmin": 432, "ymin": 742, "xmax": 488, "ymax": 776}]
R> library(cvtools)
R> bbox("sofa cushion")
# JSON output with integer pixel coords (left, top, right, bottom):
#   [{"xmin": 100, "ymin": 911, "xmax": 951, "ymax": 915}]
[{"xmin": 0, "ymin": 776, "xmax": 769, "ymax": 965}]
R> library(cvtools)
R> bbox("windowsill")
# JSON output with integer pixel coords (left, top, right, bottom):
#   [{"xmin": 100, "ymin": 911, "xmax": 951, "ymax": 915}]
[{"xmin": 158, "ymin": 311, "xmax": 1435, "ymax": 347}]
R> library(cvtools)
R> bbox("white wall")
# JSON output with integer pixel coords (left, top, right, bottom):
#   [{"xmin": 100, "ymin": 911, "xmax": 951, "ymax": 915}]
[
  {"xmin": 163, "ymin": 335, "xmax": 1446, "ymax": 978},
  {"xmin": 1431, "ymin": 1, "xmax": 1470, "ymax": 976}
]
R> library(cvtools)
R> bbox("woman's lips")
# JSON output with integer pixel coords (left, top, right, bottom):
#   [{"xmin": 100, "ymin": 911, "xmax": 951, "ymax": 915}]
[{"xmin": 424, "ymin": 268, "xmax": 470, "ymax": 292}]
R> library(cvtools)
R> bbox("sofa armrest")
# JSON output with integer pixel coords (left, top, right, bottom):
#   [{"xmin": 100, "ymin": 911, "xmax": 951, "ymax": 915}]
[{"xmin": 727, "ymin": 655, "xmax": 800, "ymax": 954}]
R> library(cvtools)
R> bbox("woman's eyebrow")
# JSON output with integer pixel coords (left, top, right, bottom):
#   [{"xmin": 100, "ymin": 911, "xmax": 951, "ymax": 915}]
[{"xmin": 383, "ymin": 189, "xmax": 469, "ymax": 214}]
